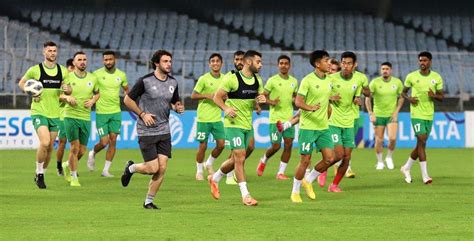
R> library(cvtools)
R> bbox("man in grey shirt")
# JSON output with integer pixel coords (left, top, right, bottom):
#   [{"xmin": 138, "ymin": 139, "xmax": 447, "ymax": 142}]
[{"xmin": 121, "ymin": 50, "xmax": 185, "ymax": 210}]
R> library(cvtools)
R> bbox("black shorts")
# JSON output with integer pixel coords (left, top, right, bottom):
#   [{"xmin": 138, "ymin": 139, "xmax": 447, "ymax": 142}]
[{"xmin": 138, "ymin": 134, "xmax": 172, "ymax": 161}]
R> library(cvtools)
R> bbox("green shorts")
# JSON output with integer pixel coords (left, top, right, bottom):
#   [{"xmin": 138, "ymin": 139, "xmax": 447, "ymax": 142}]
[
  {"xmin": 411, "ymin": 118, "xmax": 433, "ymax": 136},
  {"xmin": 330, "ymin": 125, "xmax": 355, "ymax": 148},
  {"xmin": 269, "ymin": 123, "xmax": 295, "ymax": 144},
  {"xmin": 31, "ymin": 115, "xmax": 59, "ymax": 132},
  {"xmin": 196, "ymin": 121, "xmax": 225, "ymax": 142},
  {"xmin": 96, "ymin": 112, "xmax": 121, "ymax": 137},
  {"xmin": 58, "ymin": 120, "xmax": 67, "ymax": 139},
  {"xmin": 298, "ymin": 129, "xmax": 334, "ymax": 155},
  {"xmin": 225, "ymin": 127, "xmax": 252, "ymax": 150},
  {"xmin": 374, "ymin": 116, "xmax": 393, "ymax": 126},
  {"xmin": 64, "ymin": 117, "xmax": 91, "ymax": 145}
]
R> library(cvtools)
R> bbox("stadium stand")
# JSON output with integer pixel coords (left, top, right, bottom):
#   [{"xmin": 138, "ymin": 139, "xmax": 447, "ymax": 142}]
[{"xmin": 1, "ymin": 4, "xmax": 472, "ymax": 98}]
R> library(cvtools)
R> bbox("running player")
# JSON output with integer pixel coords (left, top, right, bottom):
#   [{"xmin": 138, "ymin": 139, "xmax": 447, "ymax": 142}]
[
  {"xmin": 87, "ymin": 51, "xmax": 128, "ymax": 177},
  {"xmin": 365, "ymin": 62, "xmax": 404, "ymax": 170},
  {"xmin": 18, "ymin": 41, "xmax": 68, "ymax": 189},
  {"xmin": 121, "ymin": 50, "xmax": 184, "ymax": 209},
  {"xmin": 191, "ymin": 53, "xmax": 226, "ymax": 180},
  {"xmin": 290, "ymin": 50, "xmax": 335, "ymax": 203},
  {"xmin": 61, "ymin": 51, "xmax": 100, "ymax": 187},
  {"xmin": 256, "ymin": 55, "xmax": 298, "ymax": 180},
  {"xmin": 400, "ymin": 51, "xmax": 443, "ymax": 184},
  {"xmin": 207, "ymin": 50, "xmax": 266, "ymax": 206},
  {"xmin": 325, "ymin": 51, "xmax": 363, "ymax": 192},
  {"xmin": 55, "ymin": 58, "xmax": 75, "ymax": 176},
  {"xmin": 345, "ymin": 65, "xmax": 369, "ymax": 178}
]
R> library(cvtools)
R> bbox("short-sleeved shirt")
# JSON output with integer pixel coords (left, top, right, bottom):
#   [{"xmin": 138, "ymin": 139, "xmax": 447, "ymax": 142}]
[
  {"xmin": 264, "ymin": 73, "xmax": 298, "ymax": 123},
  {"xmin": 351, "ymin": 71, "xmax": 369, "ymax": 118},
  {"xmin": 369, "ymin": 76, "xmax": 404, "ymax": 117},
  {"xmin": 63, "ymin": 72, "xmax": 99, "ymax": 121},
  {"xmin": 329, "ymin": 72, "xmax": 362, "ymax": 128},
  {"xmin": 93, "ymin": 67, "xmax": 128, "ymax": 114},
  {"xmin": 128, "ymin": 73, "xmax": 180, "ymax": 136},
  {"xmin": 193, "ymin": 72, "xmax": 223, "ymax": 122},
  {"xmin": 404, "ymin": 70, "xmax": 444, "ymax": 120},
  {"xmin": 22, "ymin": 63, "xmax": 68, "ymax": 118},
  {"xmin": 297, "ymin": 72, "xmax": 332, "ymax": 130},
  {"xmin": 220, "ymin": 71, "xmax": 264, "ymax": 130}
]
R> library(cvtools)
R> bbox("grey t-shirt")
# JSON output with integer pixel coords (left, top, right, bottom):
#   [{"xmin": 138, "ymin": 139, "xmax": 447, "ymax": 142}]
[{"xmin": 128, "ymin": 72, "xmax": 180, "ymax": 136}]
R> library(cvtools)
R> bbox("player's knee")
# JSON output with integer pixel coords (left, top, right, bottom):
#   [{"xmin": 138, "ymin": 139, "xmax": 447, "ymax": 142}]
[
  {"xmin": 109, "ymin": 134, "xmax": 118, "ymax": 142},
  {"xmin": 325, "ymin": 156, "xmax": 335, "ymax": 164},
  {"xmin": 70, "ymin": 146, "xmax": 79, "ymax": 155},
  {"xmin": 272, "ymin": 143, "xmax": 281, "ymax": 151},
  {"xmin": 78, "ymin": 148, "xmax": 86, "ymax": 157},
  {"xmin": 215, "ymin": 144, "xmax": 224, "ymax": 152},
  {"xmin": 100, "ymin": 139, "xmax": 109, "ymax": 147},
  {"xmin": 343, "ymin": 154, "xmax": 351, "ymax": 162},
  {"xmin": 247, "ymin": 143, "xmax": 255, "ymax": 152},
  {"xmin": 148, "ymin": 163, "xmax": 160, "ymax": 174},
  {"xmin": 300, "ymin": 157, "xmax": 310, "ymax": 166},
  {"xmin": 158, "ymin": 164, "xmax": 167, "ymax": 175},
  {"xmin": 216, "ymin": 140, "xmax": 225, "ymax": 149},
  {"xmin": 59, "ymin": 139, "xmax": 67, "ymax": 146},
  {"xmin": 234, "ymin": 154, "xmax": 246, "ymax": 164},
  {"xmin": 388, "ymin": 138, "xmax": 396, "ymax": 144},
  {"xmin": 38, "ymin": 140, "xmax": 50, "ymax": 150},
  {"xmin": 417, "ymin": 138, "xmax": 427, "ymax": 146},
  {"xmin": 199, "ymin": 142, "xmax": 208, "ymax": 150}
]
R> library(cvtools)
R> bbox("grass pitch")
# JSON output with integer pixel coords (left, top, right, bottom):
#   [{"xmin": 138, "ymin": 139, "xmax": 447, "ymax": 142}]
[{"xmin": 0, "ymin": 148, "xmax": 473, "ymax": 240}]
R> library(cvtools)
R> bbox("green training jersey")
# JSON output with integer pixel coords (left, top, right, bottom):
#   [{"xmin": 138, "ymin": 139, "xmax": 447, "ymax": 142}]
[
  {"xmin": 369, "ymin": 76, "xmax": 403, "ymax": 117},
  {"xmin": 64, "ymin": 72, "xmax": 99, "ymax": 121},
  {"xmin": 351, "ymin": 71, "xmax": 369, "ymax": 118},
  {"xmin": 329, "ymin": 72, "xmax": 362, "ymax": 128},
  {"xmin": 404, "ymin": 70, "xmax": 443, "ymax": 120},
  {"xmin": 264, "ymin": 73, "xmax": 298, "ymax": 123},
  {"xmin": 93, "ymin": 67, "xmax": 127, "ymax": 114},
  {"xmin": 194, "ymin": 72, "xmax": 224, "ymax": 122},
  {"xmin": 297, "ymin": 72, "xmax": 332, "ymax": 130},
  {"xmin": 220, "ymin": 71, "xmax": 264, "ymax": 130},
  {"xmin": 22, "ymin": 63, "xmax": 68, "ymax": 118}
]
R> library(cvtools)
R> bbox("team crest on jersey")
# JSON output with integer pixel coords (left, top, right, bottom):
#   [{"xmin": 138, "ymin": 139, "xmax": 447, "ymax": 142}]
[
  {"xmin": 315, "ymin": 85, "xmax": 320, "ymax": 89},
  {"xmin": 291, "ymin": 83, "xmax": 295, "ymax": 88},
  {"xmin": 329, "ymin": 83, "xmax": 333, "ymax": 89},
  {"xmin": 431, "ymin": 79, "xmax": 436, "ymax": 85},
  {"xmin": 87, "ymin": 82, "xmax": 92, "ymax": 87},
  {"xmin": 169, "ymin": 86, "xmax": 175, "ymax": 93},
  {"xmin": 391, "ymin": 85, "xmax": 396, "ymax": 89},
  {"xmin": 116, "ymin": 77, "xmax": 121, "ymax": 82},
  {"xmin": 352, "ymin": 84, "xmax": 357, "ymax": 90},
  {"xmin": 336, "ymin": 84, "xmax": 340, "ymax": 88}
]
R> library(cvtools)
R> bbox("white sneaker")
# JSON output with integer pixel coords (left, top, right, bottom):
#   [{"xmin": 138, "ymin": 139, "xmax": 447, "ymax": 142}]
[
  {"xmin": 376, "ymin": 162, "xmax": 385, "ymax": 170},
  {"xmin": 400, "ymin": 166, "xmax": 412, "ymax": 183},
  {"xmin": 101, "ymin": 171, "xmax": 114, "ymax": 177},
  {"xmin": 87, "ymin": 150, "xmax": 95, "ymax": 171},
  {"xmin": 423, "ymin": 177, "xmax": 432, "ymax": 184},
  {"xmin": 385, "ymin": 157, "xmax": 394, "ymax": 170}
]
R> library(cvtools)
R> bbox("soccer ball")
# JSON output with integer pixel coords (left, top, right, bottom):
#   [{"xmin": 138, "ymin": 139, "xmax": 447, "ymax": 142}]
[{"xmin": 24, "ymin": 79, "xmax": 43, "ymax": 97}]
